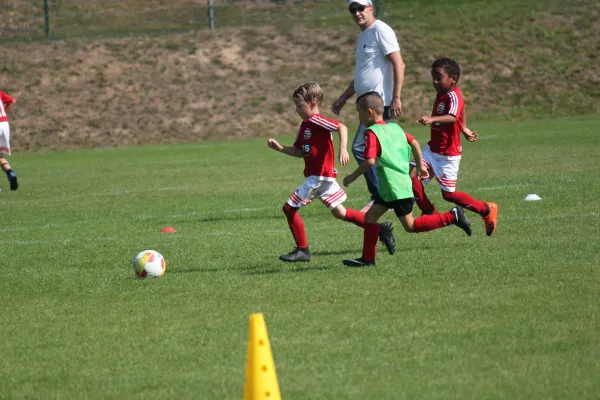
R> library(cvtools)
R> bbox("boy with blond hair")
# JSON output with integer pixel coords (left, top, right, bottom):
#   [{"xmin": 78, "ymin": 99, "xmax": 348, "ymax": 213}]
[
  {"xmin": 342, "ymin": 92, "xmax": 471, "ymax": 267},
  {"xmin": 268, "ymin": 83, "xmax": 395, "ymax": 263}
]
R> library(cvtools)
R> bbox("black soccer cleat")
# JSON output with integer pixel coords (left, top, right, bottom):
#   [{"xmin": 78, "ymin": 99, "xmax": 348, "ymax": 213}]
[
  {"xmin": 451, "ymin": 206, "xmax": 472, "ymax": 236},
  {"xmin": 378, "ymin": 222, "xmax": 396, "ymax": 255},
  {"xmin": 279, "ymin": 247, "xmax": 311, "ymax": 263},
  {"xmin": 7, "ymin": 171, "xmax": 17, "ymax": 191},
  {"xmin": 343, "ymin": 258, "xmax": 376, "ymax": 267}
]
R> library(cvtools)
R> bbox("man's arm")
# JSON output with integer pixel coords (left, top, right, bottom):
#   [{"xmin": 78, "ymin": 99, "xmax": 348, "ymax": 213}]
[
  {"xmin": 332, "ymin": 81, "xmax": 356, "ymax": 116},
  {"xmin": 386, "ymin": 51, "xmax": 405, "ymax": 117}
]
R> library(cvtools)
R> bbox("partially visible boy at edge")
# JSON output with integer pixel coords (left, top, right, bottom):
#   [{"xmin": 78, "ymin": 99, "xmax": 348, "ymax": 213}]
[
  {"xmin": 413, "ymin": 57, "xmax": 498, "ymax": 236},
  {"xmin": 267, "ymin": 82, "xmax": 395, "ymax": 263},
  {"xmin": 342, "ymin": 92, "xmax": 472, "ymax": 267},
  {"xmin": 0, "ymin": 90, "xmax": 18, "ymax": 190}
]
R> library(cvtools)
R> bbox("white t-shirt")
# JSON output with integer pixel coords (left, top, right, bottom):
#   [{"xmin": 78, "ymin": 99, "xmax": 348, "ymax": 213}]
[{"xmin": 353, "ymin": 20, "xmax": 400, "ymax": 106}]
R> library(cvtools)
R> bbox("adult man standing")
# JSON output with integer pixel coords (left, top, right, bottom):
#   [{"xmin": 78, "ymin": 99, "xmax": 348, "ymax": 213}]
[{"xmin": 332, "ymin": 0, "xmax": 405, "ymax": 212}]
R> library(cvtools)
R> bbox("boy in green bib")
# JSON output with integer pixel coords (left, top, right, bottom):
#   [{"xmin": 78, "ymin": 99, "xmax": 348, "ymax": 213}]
[{"xmin": 342, "ymin": 92, "xmax": 472, "ymax": 267}]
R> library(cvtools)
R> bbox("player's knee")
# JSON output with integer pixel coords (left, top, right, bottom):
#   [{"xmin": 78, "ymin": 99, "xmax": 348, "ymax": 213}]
[
  {"xmin": 364, "ymin": 214, "xmax": 378, "ymax": 224},
  {"xmin": 442, "ymin": 190, "xmax": 455, "ymax": 201},
  {"xmin": 330, "ymin": 207, "xmax": 345, "ymax": 220},
  {"xmin": 282, "ymin": 203, "xmax": 296, "ymax": 216},
  {"xmin": 400, "ymin": 219, "xmax": 415, "ymax": 233}
]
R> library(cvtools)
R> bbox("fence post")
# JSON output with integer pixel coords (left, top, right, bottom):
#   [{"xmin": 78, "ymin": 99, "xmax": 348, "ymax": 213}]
[
  {"xmin": 43, "ymin": 0, "xmax": 51, "ymax": 40},
  {"xmin": 374, "ymin": 0, "xmax": 382, "ymax": 17},
  {"xmin": 208, "ymin": 0, "xmax": 215, "ymax": 30}
]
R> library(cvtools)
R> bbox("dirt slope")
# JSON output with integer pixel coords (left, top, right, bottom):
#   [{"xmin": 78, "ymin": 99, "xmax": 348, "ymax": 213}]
[{"xmin": 1, "ymin": 1, "xmax": 599, "ymax": 151}]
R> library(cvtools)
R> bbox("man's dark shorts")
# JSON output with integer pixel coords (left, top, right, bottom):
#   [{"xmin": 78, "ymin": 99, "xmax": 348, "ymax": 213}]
[
  {"xmin": 373, "ymin": 193, "xmax": 414, "ymax": 218},
  {"xmin": 383, "ymin": 106, "xmax": 391, "ymax": 121}
]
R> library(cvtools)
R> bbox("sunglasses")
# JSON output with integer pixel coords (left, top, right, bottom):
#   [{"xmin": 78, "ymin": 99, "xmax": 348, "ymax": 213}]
[{"xmin": 348, "ymin": 5, "xmax": 370, "ymax": 14}]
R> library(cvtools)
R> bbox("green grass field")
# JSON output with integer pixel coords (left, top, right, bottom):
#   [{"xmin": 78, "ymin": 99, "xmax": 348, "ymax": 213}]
[{"xmin": 2, "ymin": 116, "xmax": 599, "ymax": 399}]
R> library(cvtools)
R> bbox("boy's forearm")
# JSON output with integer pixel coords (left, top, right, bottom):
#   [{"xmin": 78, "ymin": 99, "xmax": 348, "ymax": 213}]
[
  {"xmin": 281, "ymin": 146, "xmax": 303, "ymax": 158},
  {"xmin": 338, "ymin": 124, "xmax": 348, "ymax": 153},
  {"xmin": 350, "ymin": 159, "xmax": 373, "ymax": 179},
  {"xmin": 461, "ymin": 109, "xmax": 468, "ymax": 131},
  {"xmin": 430, "ymin": 115, "xmax": 457, "ymax": 124},
  {"xmin": 410, "ymin": 141, "xmax": 423, "ymax": 167}
]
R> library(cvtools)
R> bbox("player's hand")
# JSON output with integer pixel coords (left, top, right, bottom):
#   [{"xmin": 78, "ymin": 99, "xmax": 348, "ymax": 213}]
[
  {"xmin": 390, "ymin": 97, "xmax": 402, "ymax": 118},
  {"xmin": 331, "ymin": 97, "xmax": 346, "ymax": 116},
  {"xmin": 417, "ymin": 165, "xmax": 429, "ymax": 180},
  {"xmin": 339, "ymin": 149, "xmax": 350, "ymax": 166},
  {"xmin": 417, "ymin": 116, "xmax": 433, "ymax": 126},
  {"xmin": 462, "ymin": 129, "xmax": 479, "ymax": 142},
  {"xmin": 267, "ymin": 138, "xmax": 283, "ymax": 151},
  {"xmin": 343, "ymin": 175, "xmax": 354, "ymax": 187}
]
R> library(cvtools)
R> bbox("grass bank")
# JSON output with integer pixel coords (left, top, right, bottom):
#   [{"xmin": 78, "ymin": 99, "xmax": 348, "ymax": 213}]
[{"xmin": 1, "ymin": 0, "xmax": 598, "ymax": 151}]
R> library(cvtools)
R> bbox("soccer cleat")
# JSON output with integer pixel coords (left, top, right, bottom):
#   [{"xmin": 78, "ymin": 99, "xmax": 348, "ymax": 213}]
[
  {"xmin": 378, "ymin": 222, "xmax": 396, "ymax": 255},
  {"xmin": 482, "ymin": 202, "xmax": 498, "ymax": 236},
  {"xmin": 7, "ymin": 171, "xmax": 17, "ymax": 191},
  {"xmin": 451, "ymin": 206, "xmax": 472, "ymax": 236},
  {"xmin": 279, "ymin": 247, "xmax": 311, "ymax": 263},
  {"xmin": 359, "ymin": 199, "xmax": 374, "ymax": 213},
  {"xmin": 343, "ymin": 258, "xmax": 376, "ymax": 267}
]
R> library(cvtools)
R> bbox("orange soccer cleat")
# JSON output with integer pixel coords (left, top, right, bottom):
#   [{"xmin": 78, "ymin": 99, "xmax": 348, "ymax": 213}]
[{"xmin": 482, "ymin": 202, "xmax": 498, "ymax": 236}]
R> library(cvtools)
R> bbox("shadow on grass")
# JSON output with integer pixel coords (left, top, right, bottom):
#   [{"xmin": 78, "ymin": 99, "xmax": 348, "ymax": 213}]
[
  {"xmin": 311, "ymin": 247, "xmax": 408, "ymax": 257},
  {"xmin": 161, "ymin": 211, "xmax": 351, "ymax": 226},
  {"xmin": 169, "ymin": 267, "xmax": 219, "ymax": 274},
  {"xmin": 196, "ymin": 214, "xmax": 282, "ymax": 223},
  {"xmin": 156, "ymin": 214, "xmax": 282, "ymax": 226},
  {"xmin": 310, "ymin": 249, "xmax": 354, "ymax": 256},
  {"xmin": 243, "ymin": 263, "xmax": 334, "ymax": 275}
]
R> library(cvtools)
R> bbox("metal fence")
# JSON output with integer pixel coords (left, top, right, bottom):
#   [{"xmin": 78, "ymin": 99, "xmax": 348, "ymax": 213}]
[{"xmin": 0, "ymin": 0, "xmax": 384, "ymax": 42}]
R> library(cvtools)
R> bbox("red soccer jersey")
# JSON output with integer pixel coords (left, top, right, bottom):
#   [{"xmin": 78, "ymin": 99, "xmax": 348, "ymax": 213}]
[
  {"xmin": 293, "ymin": 114, "xmax": 340, "ymax": 180},
  {"xmin": 427, "ymin": 87, "xmax": 464, "ymax": 157},
  {"xmin": 0, "ymin": 91, "xmax": 15, "ymax": 123},
  {"xmin": 363, "ymin": 121, "xmax": 415, "ymax": 159}
]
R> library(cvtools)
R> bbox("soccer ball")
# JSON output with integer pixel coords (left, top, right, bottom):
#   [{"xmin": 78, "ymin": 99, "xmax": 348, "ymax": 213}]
[{"xmin": 133, "ymin": 250, "xmax": 166, "ymax": 279}]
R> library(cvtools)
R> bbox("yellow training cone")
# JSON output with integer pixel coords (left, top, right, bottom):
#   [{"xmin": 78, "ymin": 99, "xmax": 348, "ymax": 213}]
[{"xmin": 243, "ymin": 313, "xmax": 281, "ymax": 400}]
